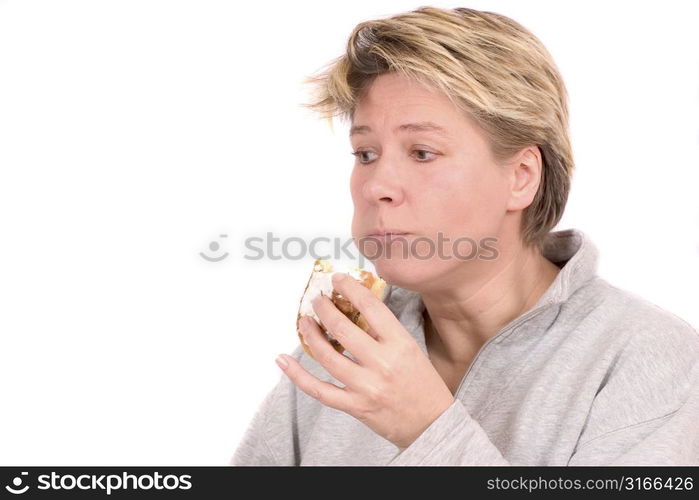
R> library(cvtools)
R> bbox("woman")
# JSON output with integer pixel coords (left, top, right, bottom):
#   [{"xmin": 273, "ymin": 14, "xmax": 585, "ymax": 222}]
[{"xmin": 231, "ymin": 6, "xmax": 699, "ymax": 465}]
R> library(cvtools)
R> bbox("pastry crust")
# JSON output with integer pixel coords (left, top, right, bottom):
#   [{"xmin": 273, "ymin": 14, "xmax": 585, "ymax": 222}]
[{"xmin": 297, "ymin": 259, "xmax": 387, "ymax": 359}]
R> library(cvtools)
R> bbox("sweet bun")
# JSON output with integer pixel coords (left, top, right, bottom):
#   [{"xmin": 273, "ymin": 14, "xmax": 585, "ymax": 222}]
[{"xmin": 296, "ymin": 259, "xmax": 387, "ymax": 359}]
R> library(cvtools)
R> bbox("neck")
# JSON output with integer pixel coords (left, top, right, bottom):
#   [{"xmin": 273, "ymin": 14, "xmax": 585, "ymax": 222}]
[{"xmin": 420, "ymin": 238, "xmax": 560, "ymax": 365}]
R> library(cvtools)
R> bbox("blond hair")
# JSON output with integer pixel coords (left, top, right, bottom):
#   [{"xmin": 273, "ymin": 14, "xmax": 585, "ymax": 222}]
[{"xmin": 301, "ymin": 6, "xmax": 573, "ymax": 251}]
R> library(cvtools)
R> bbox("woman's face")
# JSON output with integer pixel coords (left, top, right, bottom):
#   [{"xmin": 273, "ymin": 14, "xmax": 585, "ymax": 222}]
[{"xmin": 350, "ymin": 72, "xmax": 516, "ymax": 290}]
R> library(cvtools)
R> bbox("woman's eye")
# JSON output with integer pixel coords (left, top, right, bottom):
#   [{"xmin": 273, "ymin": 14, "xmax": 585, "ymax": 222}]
[
  {"xmin": 351, "ymin": 150, "xmax": 378, "ymax": 164},
  {"xmin": 412, "ymin": 149, "xmax": 437, "ymax": 162}
]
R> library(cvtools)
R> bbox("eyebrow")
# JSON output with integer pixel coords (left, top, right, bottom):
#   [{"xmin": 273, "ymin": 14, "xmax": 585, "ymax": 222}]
[{"xmin": 349, "ymin": 121, "xmax": 451, "ymax": 139}]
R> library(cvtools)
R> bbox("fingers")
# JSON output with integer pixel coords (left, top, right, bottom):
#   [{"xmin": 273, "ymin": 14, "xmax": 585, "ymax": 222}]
[
  {"xmin": 276, "ymin": 354, "xmax": 353, "ymax": 412},
  {"xmin": 299, "ymin": 314, "xmax": 365, "ymax": 384},
  {"xmin": 330, "ymin": 272, "xmax": 403, "ymax": 343},
  {"xmin": 311, "ymin": 294, "xmax": 378, "ymax": 363}
]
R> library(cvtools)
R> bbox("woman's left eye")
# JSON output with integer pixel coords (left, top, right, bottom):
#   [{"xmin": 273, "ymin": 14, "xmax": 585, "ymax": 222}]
[{"xmin": 412, "ymin": 149, "xmax": 438, "ymax": 162}]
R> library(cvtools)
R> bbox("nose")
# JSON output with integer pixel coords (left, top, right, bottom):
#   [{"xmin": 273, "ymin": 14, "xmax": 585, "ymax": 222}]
[{"xmin": 361, "ymin": 163, "xmax": 405, "ymax": 206}]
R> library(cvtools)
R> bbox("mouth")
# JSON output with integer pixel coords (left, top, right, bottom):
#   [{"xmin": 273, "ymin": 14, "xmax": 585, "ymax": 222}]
[
  {"xmin": 367, "ymin": 232, "xmax": 410, "ymax": 237},
  {"xmin": 366, "ymin": 227, "xmax": 411, "ymax": 237}
]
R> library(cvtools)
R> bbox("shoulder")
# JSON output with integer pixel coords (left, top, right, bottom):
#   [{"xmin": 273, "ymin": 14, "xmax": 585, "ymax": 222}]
[
  {"xmin": 551, "ymin": 276, "xmax": 699, "ymax": 370},
  {"xmin": 576, "ymin": 278, "xmax": 699, "ymax": 353},
  {"xmin": 574, "ymin": 278, "xmax": 699, "ymax": 427}
]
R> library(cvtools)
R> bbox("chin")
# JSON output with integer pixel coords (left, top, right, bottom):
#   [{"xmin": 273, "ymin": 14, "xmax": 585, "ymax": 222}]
[{"xmin": 371, "ymin": 257, "xmax": 444, "ymax": 291}]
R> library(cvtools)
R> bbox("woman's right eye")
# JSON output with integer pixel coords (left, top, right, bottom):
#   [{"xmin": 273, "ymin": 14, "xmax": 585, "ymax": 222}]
[{"xmin": 351, "ymin": 150, "xmax": 377, "ymax": 164}]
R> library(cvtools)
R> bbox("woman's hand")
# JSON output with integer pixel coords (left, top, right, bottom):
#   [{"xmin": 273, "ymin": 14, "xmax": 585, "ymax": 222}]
[{"xmin": 276, "ymin": 272, "xmax": 455, "ymax": 450}]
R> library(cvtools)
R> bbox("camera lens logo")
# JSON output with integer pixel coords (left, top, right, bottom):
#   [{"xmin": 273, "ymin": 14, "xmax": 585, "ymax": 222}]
[
  {"xmin": 5, "ymin": 472, "xmax": 29, "ymax": 494},
  {"xmin": 200, "ymin": 234, "xmax": 229, "ymax": 262}
]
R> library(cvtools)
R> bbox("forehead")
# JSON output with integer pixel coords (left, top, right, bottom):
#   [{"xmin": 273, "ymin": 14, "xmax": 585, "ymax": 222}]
[
  {"xmin": 349, "ymin": 121, "xmax": 453, "ymax": 140},
  {"xmin": 351, "ymin": 73, "xmax": 466, "ymax": 135}
]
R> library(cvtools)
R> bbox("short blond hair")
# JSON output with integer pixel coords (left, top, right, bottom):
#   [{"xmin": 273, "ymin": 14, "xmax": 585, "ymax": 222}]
[{"xmin": 302, "ymin": 6, "xmax": 573, "ymax": 251}]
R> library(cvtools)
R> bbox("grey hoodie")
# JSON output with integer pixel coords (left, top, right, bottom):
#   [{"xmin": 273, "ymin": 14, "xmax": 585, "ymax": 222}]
[{"xmin": 230, "ymin": 228, "xmax": 699, "ymax": 465}]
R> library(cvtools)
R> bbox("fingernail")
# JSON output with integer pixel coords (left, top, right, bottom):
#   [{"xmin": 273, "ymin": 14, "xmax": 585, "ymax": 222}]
[
  {"xmin": 332, "ymin": 272, "xmax": 347, "ymax": 285},
  {"xmin": 275, "ymin": 355, "xmax": 289, "ymax": 370}
]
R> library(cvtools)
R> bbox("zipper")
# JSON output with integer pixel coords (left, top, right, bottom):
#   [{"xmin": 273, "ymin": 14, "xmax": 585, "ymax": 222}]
[{"xmin": 451, "ymin": 302, "xmax": 554, "ymax": 399}]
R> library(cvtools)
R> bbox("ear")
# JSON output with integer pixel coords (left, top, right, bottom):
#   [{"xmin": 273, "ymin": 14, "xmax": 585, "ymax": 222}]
[{"xmin": 505, "ymin": 146, "xmax": 542, "ymax": 212}]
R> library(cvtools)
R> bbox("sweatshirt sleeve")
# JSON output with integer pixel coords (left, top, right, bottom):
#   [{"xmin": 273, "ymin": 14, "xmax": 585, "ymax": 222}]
[
  {"xmin": 228, "ymin": 378, "xmax": 283, "ymax": 466},
  {"xmin": 568, "ymin": 364, "xmax": 699, "ymax": 466},
  {"xmin": 567, "ymin": 319, "xmax": 699, "ymax": 466},
  {"xmin": 228, "ymin": 345, "xmax": 309, "ymax": 466},
  {"xmin": 388, "ymin": 399, "xmax": 510, "ymax": 465}
]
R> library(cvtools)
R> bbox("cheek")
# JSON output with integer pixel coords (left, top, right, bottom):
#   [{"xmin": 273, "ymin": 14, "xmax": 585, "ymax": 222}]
[
  {"xmin": 349, "ymin": 168, "xmax": 362, "ymax": 201},
  {"xmin": 350, "ymin": 168, "xmax": 367, "ymax": 236},
  {"xmin": 349, "ymin": 168, "xmax": 367, "ymax": 218},
  {"xmin": 422, "ymin": 163, "xmax": 507, "ymax": 231}
]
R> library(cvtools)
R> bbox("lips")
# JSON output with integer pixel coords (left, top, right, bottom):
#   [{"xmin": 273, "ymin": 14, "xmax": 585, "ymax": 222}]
[{"xmin": 367, "ymin": 229, "xmax": 410, "ymax": 237}]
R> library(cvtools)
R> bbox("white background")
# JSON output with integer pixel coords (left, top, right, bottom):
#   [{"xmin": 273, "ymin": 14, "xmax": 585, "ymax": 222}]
[{"xmin": 0, "ymin": 0, "xmax": 697, "ymax": 465}]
